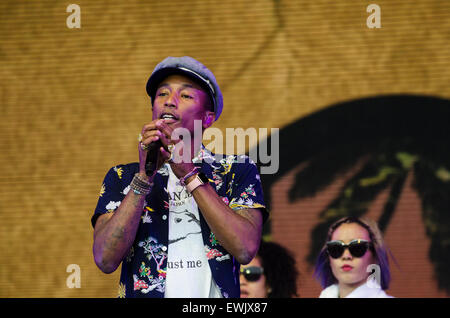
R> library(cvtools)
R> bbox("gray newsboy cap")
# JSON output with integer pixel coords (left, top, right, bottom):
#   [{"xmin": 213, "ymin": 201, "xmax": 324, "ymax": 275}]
[{"xmin": 146, "ymin": 56, "xmax": 223, "ymax": 121}]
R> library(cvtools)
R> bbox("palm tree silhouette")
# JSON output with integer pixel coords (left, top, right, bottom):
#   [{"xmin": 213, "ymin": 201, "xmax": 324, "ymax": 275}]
[{"xmin": 257, "ymin": 95, "xmax": 450, "ymax": 292}]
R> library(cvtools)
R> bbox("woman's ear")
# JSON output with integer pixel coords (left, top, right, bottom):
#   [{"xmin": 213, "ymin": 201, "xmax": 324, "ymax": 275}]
[{"xmin": 203, "ymin": 111, "xmax": 215, "ymax": 129}]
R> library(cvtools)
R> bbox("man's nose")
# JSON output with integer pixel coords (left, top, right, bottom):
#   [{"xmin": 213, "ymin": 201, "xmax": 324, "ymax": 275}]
[{"xmin": 164, "ymin": 92, "xmax": 178, "ymax": 108}]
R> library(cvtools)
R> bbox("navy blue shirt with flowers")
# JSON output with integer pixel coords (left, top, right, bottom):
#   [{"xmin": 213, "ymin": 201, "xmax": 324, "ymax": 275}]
[{"xmin": 92, "ymin": 146, "xmax": 267, "ymax": 298}]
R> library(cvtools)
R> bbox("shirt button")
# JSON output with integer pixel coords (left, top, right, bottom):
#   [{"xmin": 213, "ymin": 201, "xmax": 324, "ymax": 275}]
[
  {"xmin": 162, "ymin": 215, "xmax": 167, "ymax": 220},
  {"xmin": 162, "ymin": 246, "xmax": 167, "ymax": 252}
]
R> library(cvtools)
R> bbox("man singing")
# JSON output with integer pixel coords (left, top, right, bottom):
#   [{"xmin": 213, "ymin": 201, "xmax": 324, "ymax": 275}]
[{"xmin": 92, "ymin": 56, "xmax": 267, "ymax": 298}]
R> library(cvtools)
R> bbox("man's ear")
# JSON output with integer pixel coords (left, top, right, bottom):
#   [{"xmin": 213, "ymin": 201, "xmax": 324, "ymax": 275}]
[{"xmin": 203, "ymin": 111, "xmax": 215, "ymax": 129}]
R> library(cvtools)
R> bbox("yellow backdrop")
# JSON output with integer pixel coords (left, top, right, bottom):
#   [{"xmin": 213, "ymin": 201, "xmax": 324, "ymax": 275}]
[{"xmin": 0, "ymin": 0, "xmax": 449, "ymax": 297}]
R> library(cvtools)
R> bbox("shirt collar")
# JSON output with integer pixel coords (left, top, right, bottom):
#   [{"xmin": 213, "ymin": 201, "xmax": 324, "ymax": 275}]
[
  {"xmin": 156, "ymin": 145, "xmax": 216, "ymax": 175},
  {"xmin": 192, "ymin": 144, "xmax": 215, "ymax": 164}
]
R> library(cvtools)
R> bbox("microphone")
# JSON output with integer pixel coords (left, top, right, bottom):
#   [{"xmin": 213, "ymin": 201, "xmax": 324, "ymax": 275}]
[{"xmin": 145, "ymin": 140, "xmax": 163, "ymax": 176}]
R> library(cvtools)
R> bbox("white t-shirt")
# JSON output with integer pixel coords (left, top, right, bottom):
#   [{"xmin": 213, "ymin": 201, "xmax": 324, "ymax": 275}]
[{"xmin": 164, "ymin": 165, "xmax": 222, "ymax": 298}]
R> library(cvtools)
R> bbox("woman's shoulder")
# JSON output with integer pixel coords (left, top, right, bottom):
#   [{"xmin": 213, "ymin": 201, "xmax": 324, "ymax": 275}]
[{"xmin": 318, "ymin": 284, "xmax": 339, "ymax": 298}]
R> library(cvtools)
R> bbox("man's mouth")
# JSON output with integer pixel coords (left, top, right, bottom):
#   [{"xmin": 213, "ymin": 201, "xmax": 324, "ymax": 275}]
[{"xmin": 160, "ymin": 113, "xmax": 178, "ymax": 123}]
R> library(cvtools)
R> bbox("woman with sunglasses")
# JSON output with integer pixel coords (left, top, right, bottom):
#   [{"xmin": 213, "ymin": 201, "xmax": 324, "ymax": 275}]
[
  {"xmin": 314, "ymin": 216, "xmax": 393, "ymax": 298},
  {"xmin": 240, "ymin": 241, "xmax": 299, "ymax": 298}
]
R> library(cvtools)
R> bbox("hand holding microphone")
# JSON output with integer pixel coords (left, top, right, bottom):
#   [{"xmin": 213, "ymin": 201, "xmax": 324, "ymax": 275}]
[
  {"xmin": 143, "ymin": 139, "xmax": 163, "ymax": 176},
  {"xmin": 139, "ymin": 119, "xmax": 195, "ymax": 181},
  {"xmin": 138, "ymin": 119, "xmax": 175, "ymax": 179}
]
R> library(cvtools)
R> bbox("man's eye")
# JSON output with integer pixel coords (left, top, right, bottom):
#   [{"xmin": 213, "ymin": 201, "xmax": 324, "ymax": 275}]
[
  {"xmin": 157, "ymin": 91, "xmax": 168, "ymax": 97},
  {"xmin": 181, "ymin": 94, "xmax": 193, "ymax": 99}
]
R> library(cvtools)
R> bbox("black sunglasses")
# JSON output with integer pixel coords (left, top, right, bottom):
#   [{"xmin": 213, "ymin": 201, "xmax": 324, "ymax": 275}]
[
  {"xmin": 326, "ymin": 239, "xmax": 373, "ymax": 259},
  {"xmin": 240, "ymin": 266, "xmax": 264, "ymax": 282}
]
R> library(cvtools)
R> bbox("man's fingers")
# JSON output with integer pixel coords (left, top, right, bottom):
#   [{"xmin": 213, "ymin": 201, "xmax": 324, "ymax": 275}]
[
  {"xmin": 155, "ymin": 120, "xmax": 174, "ymax": 140},
  {"xmin": 140, "ymin": 120, "xmax": 182, "ymax": 156},
  {"xmin": 141, "ymin": 121, "xmax": 158, "ymax": 134},
  {"xmin": 142, "ymin": 129, "xmax": 162, "ymax": 142},
  {"xmin": 141, "ymin": 136, "xmax": 159, "ymax": 148},
  {"xmin": 159, "ymin": 146, "xmax": 170, "ymax": 161}
]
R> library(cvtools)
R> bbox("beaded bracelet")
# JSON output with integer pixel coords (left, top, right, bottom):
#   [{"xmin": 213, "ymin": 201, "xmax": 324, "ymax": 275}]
[{"xmin": 130, "ymin": 174, "xmax": 153, "ymax": 195}]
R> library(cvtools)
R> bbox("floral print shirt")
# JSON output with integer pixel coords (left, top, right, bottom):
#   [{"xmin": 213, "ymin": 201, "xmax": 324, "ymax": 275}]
[{"xmin": 92, "ymin": 146, "xmax": 267, "ymax": 298}]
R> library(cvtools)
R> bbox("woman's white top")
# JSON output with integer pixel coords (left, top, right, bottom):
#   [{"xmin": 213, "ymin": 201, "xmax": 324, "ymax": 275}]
[{"xmin": 319, "ymin": 282, "xmax": 393, "ymax": 298}]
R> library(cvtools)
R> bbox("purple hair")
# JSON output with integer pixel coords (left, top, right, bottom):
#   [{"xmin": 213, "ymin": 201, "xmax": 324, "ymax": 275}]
[{"xmin": 314, "ymin": 216, "xmax": 391, "ymax": 290}]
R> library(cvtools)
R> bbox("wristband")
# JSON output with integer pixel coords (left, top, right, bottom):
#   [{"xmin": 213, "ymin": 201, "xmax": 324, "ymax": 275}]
[
  {"xmin": 179, "ymin": 167, "xmax": 199, "ymax": 187},
  {"xmin": 186, "ymin": 172, "xmax": 209, "ymax": 193}
]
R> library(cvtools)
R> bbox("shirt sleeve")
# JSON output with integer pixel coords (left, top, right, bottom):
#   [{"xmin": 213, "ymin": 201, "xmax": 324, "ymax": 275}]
[
  {"xmin": 91, "ymin": 166, "xmax": 128, "ymax": 228},
  {"xmin": 226, "ymin": 156, "xmax": 268, "ymax": 223}
]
